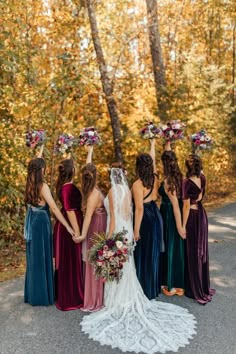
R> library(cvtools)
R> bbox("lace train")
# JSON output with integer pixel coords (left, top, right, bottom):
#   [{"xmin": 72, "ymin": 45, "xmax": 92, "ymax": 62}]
[{"xmin": 81, "ymin": 293, "xmax": 196, "ymax": 354}]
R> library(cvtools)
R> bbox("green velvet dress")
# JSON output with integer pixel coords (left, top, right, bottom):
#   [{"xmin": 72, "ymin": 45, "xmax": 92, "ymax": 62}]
[
  {"xmin": 24, "ymin": 204, "xmax": 54, "ymax": 306},
  {"xmin": 158, "ymin": 182, "xmax": 184, "ymax": 291}
]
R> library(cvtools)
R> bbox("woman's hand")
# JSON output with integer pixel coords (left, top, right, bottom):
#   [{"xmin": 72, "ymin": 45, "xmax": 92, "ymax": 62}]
[
  {"xmin": 134, "ymin": 232, "xmax": 140, "ymax": 242},
  {"xmin": 178, "ymin": 226, "xmax": 186, "ymax": 239},
  {"xmin": 72, "ymin": 235, "xmax": 84, "ymax": 243},
  {"xmin": 164, "ymin": 141, "xmax": 171, "ymax": 151}
]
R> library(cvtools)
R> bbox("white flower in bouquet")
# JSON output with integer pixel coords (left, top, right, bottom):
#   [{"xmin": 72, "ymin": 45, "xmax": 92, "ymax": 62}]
[
  {"xmin": 200, "ymin": 136, "xmax": 205, "ymax": 142},
  {"xmin": 88, "ymin": 130, "xmax": 95, "ymax": 136},
  {"xmin": 116, "ymin": 241, "xmax": 123, "ymax": 249}
]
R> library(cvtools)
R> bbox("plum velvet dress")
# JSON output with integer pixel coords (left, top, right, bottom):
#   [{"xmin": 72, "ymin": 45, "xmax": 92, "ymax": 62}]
[
  {"xmin": 82, "ymin": 206, "xmax": 107, "ymax": 311},
  {"xmin": 183, "ymin": 174, "xmax": 215, "ymax": 304},
  {"xmin": 158, "ymin": 182, "xmax": 185, "ymax": 291},
  {"xmin": 54, "ymin": 183, "xmax": 84, "ymax": 311},
  {"xmin": 24, "ymin": 203, "xmax": 54, "ymax": 306}
]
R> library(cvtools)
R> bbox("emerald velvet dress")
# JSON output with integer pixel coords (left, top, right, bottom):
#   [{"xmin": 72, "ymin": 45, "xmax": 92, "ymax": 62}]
[
  {"xmin": 158, "ymin": 182, "xmax": 185, "ymax": 291},
  {"xmin": 24, "ymin": 204, "xmax": 54, "ymax": 306}
]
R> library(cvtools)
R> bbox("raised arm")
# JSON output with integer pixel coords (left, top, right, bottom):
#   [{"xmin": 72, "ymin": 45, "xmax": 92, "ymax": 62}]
[
  {"xmin": 86, "ymin": 145, "xmax": 93, "ymax": 164},
  {"xmin": 165, "ymin": 181, "xmax": 186, "ymax": 239},
  {"xmin": 132, "ymin": 180, "xmax": 144, "ymax": 242},
  {"xmin": 41, "ymin": 183, "xmax": 75, "ymax": 236},
  {"xmin": 107, "ymin": 189, "xmax": 115, "ymax": 239},
  {"xmin": 149, "ymin": 139, "xmax": 156, "ymax": 172}
]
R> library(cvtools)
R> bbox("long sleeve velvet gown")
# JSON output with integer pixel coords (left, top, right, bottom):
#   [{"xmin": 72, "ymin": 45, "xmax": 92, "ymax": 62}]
[
  {"xmin": 54, "ymin": 183, "xmax": 84, "ymax": 311},
  {"xmin": 158, "ymin": 182, "xmax": 185, "ymax": 291},
  {"xmin": 183, "ymin": 174, "xmax": 215, "ymax": 304}
]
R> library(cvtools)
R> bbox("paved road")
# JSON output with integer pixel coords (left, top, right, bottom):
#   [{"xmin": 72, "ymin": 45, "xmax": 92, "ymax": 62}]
[{"xmin": 0, "ymin": 203, "xmax": 235, "ymax": 354}]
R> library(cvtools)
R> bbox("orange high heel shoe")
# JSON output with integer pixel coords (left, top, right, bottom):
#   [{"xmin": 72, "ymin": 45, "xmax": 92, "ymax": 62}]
[
  {"xmin": 162, "ymin": 287, "xmax": 177, "ymax": 296},
  {"xmin": 175, "ymin": 288, "xmax": 185, "ymax": 296}
]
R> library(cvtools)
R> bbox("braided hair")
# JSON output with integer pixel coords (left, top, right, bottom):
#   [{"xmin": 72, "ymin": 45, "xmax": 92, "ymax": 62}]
[
  {"xmin": 185, "ymin": 154, "xmax": 202, "ymax": 178},
  {"xmin": 56, "ymin": 159, "xmax": 75, "ymax": 201},
  {"xmin": 161, "ymin": 151, "xmax": 183, "ymax": 197},
  {"xmin": 136, "ymin": 153, "xmax": 154, "ymax": 189},
  {"xmin": 24, "ymin": 158, "xmax": 46, "ymax": 206},
  {"xmin": 81, "ymin": 163, "xmax": 97, "ymax": 207}
]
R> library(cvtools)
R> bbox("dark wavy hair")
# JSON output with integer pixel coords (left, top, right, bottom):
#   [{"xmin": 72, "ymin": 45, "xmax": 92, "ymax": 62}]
[
  {"xmin": 24, "ymin": 158, "xmax": 46, "ymax": 206},
  {"xmin": 81, "ymin": 163, "xmax": 97, "ymax": 207},
  {"xmin": 136, "ymin": 153, "xmax": 154, "ymax": 189},
  {"xmin": 161, "ymin": 151, "xmax": 183, "ymax": 196},
  {"xmin": 56, "ymin": 159, "xmax": 75, "ymax": 201},
  {"xmin": 185, "ymin": 154, "xmax": 202, "ymax": 178}
]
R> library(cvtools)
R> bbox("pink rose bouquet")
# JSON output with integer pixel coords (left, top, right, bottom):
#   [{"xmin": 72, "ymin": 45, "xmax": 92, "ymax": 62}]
[
  {"xmin": 160, "ymin": 120, "xmax": 186, "ymax": 142},
  {"xmin": 54, "ymin": 133, "xmax": 77, "ymax": 154},
  {"xmin": 140, "ymin": 122, "xmax": 162, "ymax": 140},
  {"xmin": 189, "ymin": 129, "xmax": 213, "ymax": 152},
  {"xmin": 88, "ymin": 229, "xmax": 131, "ymax": 283},
  {"xmin": 79, "ymin": 126, "xmax": 102, "ymax": 146},
  {"xmin": 26, "ymin": 129, "xmax": 46, "ymax": 149}
]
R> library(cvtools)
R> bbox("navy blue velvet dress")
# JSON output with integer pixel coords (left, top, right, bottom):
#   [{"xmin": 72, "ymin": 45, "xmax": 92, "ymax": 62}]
[
  {"xmin": 24, "ymin": 204, "xmax": 54, "ymax": 306},
  {"xmin": 134, "ymin": 196, "xmax": 163, "ymax": 300}
]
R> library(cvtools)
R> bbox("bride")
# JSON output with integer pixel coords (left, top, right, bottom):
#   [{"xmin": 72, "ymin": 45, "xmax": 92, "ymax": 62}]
[{"xmin": 80, "ymin": 163, "xmax": 196, "ymax": 354}]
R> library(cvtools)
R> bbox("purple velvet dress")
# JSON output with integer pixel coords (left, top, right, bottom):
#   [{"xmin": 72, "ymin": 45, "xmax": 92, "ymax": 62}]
[
  {"xmin": 183, "ymin": 174, "xmax": 215, "ymax": 304},
  {"xmin": 54, "ymin": 183, "xmax": 84, "ymax": 311}
]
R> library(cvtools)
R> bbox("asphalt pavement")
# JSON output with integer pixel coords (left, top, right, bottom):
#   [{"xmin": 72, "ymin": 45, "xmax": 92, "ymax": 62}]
[{"xmin": 0, "ymin": 202, "xmax": 235, "ymax": 354}]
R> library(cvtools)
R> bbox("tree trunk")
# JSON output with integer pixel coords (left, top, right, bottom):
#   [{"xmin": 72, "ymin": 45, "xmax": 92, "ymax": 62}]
[
  {"xmin": 232, "ymin": 23, "xmax": 235, "ymax": 107},
  {"xmin": 85, "ymin": 0, "xmax": 123, "ymax": 162},
  {"xmin": 145, "ymin": 0, "xmax": 168, "ymax": 121}
]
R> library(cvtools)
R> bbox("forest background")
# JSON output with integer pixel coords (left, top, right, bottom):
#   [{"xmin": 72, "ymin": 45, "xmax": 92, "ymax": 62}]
[{"xmin": 0, "ymin": 0, "xmax": 235, "ymax": 280}]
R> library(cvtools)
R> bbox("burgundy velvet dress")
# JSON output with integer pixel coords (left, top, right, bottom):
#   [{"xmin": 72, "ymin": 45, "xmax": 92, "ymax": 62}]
[
  {"xmin": 54, "ymin": 183, "xmax": 84, "ymax": 311},
  {"xmin": 183, "ymin": 174, "xmax": 215, "ymax": 304},
  {"xmin": 82, "ymin": 207, "xmax": 107, "ymax": 311}
]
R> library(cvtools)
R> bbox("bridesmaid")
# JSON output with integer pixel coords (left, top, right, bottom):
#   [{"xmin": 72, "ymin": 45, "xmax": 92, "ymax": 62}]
[
  {"xmin": 159, "ymin": 142, "xmax": 185, "ymax": 296},
  {"xmin": 54, "ymin": 158, "xmax": 84, "ymax": 311},
  {"xmin": 183, "ymin": 154, "xmax": 215, "ymax": 304},
  {"xmin": 132, "ymin": 139, "xmax": 164, "ymax": 300},
  {"xmin": 24, "ymin": 156, "xmax": 74, "ymax": 306},
  {"xmin": 74, "ymin": 146, "xmax": 107, "ymax": 311}
]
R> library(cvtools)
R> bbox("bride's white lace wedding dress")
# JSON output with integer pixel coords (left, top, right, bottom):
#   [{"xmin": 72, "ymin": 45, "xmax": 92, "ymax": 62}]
[{"xmin": 81, "ymin": 169, "xmax": 196, "ymax": 353}]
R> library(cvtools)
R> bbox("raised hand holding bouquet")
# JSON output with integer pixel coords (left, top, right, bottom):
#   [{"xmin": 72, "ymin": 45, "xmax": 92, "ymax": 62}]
[
  {"xmin": 161, "ymin": 120, "xmax": 186, "ymax": 143},
  {"xmin": 140, "ymin": 121, "xmax": 162, "ymax": 140},
  {"xmin": 189, "ymin": 129, "xmax": 213, "ymax": 153},
  {"xmin": 54, "ymin": 133, "xmax": 77, "ymax": 155},
  {"xmin": 25, "ymin": 129, "xmax": 46, "ymax": 157},
  {"xmin": 79, "ymin": 126, "xmax": 102, "ymax": 146},
  {"xmin": 88, "ymin": 229, "xmax": 131, "ymax": 283},
  {"xmin": 26, "ymin": 129, "xmax": 46, "ymax": 149}
]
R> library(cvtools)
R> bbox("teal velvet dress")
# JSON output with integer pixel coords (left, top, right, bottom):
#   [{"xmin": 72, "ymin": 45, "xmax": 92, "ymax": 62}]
[
  {"xmin": 24, "ymin": 204, "xmax": 54, "ymax": 306},
  {"xmin": 158, "ymin": 182, "xmax": 184, "ymax": 291}
]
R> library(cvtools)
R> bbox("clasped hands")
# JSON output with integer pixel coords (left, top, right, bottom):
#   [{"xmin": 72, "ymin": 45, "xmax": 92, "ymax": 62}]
[{"xmin": 72, "ymin": 233, "xmax": 85, "ymax": 243}]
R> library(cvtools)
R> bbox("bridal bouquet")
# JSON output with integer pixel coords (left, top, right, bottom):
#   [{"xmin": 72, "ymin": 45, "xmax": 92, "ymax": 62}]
[
  {"xmin": 140, "ymin": 122, "xmax": 162, "ymax": 140},
  {"xmin": 54, "ymin": 133, "xmax": 77, "ymax": 154},
  {"xmin": 160, "ymin": 120, "xmax": 186, "ymax": 142},
  {"xmin": 78, "ymin": 127, "xmax": 102, "ymax": 146},
  {"xmin": 26, "ymin": 129, "xmax": 46, "ymax": 149},
  {"xmin": 88, "ymin": 229, "xmax": 130, "ymax": 283},
  {"xmin": 189, "ymin": 129, "xmax": 213, "ymax": 152}
]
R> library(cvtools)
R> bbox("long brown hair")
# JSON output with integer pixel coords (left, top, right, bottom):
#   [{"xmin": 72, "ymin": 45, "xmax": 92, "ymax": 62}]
[
  {"xmin": 136, "ymin": 153, "xmax": 154, "ymax": 189},
  {"xmin": 24, "ymin": 158, "xmax": 45, "ymax": 206},
  {"xmin": 81, "ymin": 163, "xmax": 97, "ymax": 207},
  {"xmin": 185, "ymin": 154, "xmax": 202, "ymax": 178},
  {"xmin": 56, "ymin": 159, "xmax": 75, "ymax": 201},
  {"xmin": 161, "ymin": 151, "xmax": 183, "ymax": 196}
]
